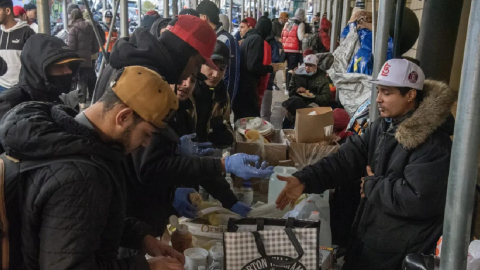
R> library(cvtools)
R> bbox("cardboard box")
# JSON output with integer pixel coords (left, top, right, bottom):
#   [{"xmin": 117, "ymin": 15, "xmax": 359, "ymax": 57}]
[
  {"xmin": 234, "ymin": 129, "xmax": 288, "ymax": 166},
  {"xmin": 284, "ymin": 129, "xmax": 339, "ymax": 169},
  {"xmin": 295, "ymin": 107, "xmax": 334, "ymax": 143},
  {"xmin": 233, "ymin": 130, "xmax": 289, "ymax": 203}
]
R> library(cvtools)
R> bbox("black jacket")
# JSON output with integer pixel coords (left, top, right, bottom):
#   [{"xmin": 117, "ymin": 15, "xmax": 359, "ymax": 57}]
[
  {"xmin": 234, "ymin": 28, "xmax": 273, "ymax": 118},
  {"xmin": 193, "ymin": 80, "xmax": 234, "ymax": 148},
  {"xmin": 129, "ymin": 126, "xmax": 238, "ymax": 235},
  {"xmin": 93, "ymin": 28, "xmax": 194, "ymax": 102},
  {"xmin": 271, "ymin": 18, "xmax": 284, "ymax": 39},
  {"xmin": 288, "ymin": 69, "xmax": 331, "ymax": 106},
  {"xmin": 0, "ymin": 34, "xmax": 80, "ymax": 121},
  {"xmin": 0, "ymin": 102, "xmax": 153, "ymax": 269},
  {"xmin": 293, "ymin": 80, "xmax": 456, "ymax": 270}
]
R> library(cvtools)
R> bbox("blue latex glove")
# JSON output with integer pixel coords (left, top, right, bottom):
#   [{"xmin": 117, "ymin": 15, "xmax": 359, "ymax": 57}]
[
  {"xmin": 173, "ymin": 188, "xmax": 198, "ymax": 218},
  {"xmin": 224, "ymin": 154, "xmax": 274, "ymax": 180},
  {"xmin": 230, "ymin": 201, "xmax": 252, "ymax": 217},
  {"xmin": 178, "ymin": 133, "xmax": 216, "ymax": 156}
]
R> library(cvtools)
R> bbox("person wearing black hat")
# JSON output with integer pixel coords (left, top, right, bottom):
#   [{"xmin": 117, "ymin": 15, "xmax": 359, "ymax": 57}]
[
  {"xmin": 96, "ymin": 10, "xmax": 118, "ymax": 72},
  {"xmin": 179, "ymin": 8, "xmax": 199, "ymax": 17},
  {"xmin": 197, "ymin": 0, "xmax": 240, "ymax": 106},
  {"xmin": 194, "ymin": 40, "xmax": 234, "ymax": 148},
  {"xmin": 23, "ymin": 2, "xmax": 37, "ymax": 31}
]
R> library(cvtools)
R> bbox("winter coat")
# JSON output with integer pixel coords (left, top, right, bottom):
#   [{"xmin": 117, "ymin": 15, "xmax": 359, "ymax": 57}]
[
  {"xmin": 0, "ymin": 34, "xmax": 81, "ymax": 143},
  {"xmin": 257, "ymin": 40, "xmax": 271, "ymax": 106},
  {"xmin": 319, "ymin": 17, "xmax": 331, "ymax": 51},
  {"xmin": 193, "ymin": 80, "xmax": 234, "ymax": 148},
  {"xmin": 141, "ymin": 14, "xmax": 161, "ymax": 31},
  {"xmin": 0, "ymin": 102, "xmax": 153, "ymax": 269},
  {"xmin": 68, "ymin": 19, "xmax": 99, "ymax": 67},
  {"xmin": 281, "ymin": 19, "xmax": 305, "ymax": 53},
  {"xmin": 271, "ymin": 18, "xmax": 284, "ymax": 39},
  {"xmin": 0, "ymin": 19, "xmax": 36, "ymax": 88},
  {"xmin": 234, "ymin": 28, "xmax": 273, "ymax": 119},
  {"xmin": 288, "ymin": 69, "xmax": 331, "ymax": 106},
  {"xmin": 293, "ymin": 80, "xmax": 456, "ymax": 270},
  {"xmin": 216, "ymin": 24, "xmax": 240, "ymax": 104}
]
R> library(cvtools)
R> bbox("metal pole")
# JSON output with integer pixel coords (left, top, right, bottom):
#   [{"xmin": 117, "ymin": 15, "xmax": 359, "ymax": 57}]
[
  {"xmin": 103, "ymin": 0, "xmax": 107, "ymax": 11},
  {"xmin": 440, "ymin": 0, "xmax": 480, "ymax": 268},
  {"xmin": 137, "ymin": 0, "xmax": 141, "ymax": 27},
  {"xmin": 62, "ymin": 0, "xmax": 68, "ymax": 30},
  {"xmin": 341, "ymin": 0, "xmax": 350, "ymax": 28},
  {"xmin": 242, "ymin": 0, "xmax": 245, "ymax": 19},
  {"xmin": 37, "ymin": 0, "xmax": 50, "ymax": 34},
  {"xmin": 120, "ymin": 0, "xmax": 128, "ymax": 37},
  {"xmin": 229, "ymin": 0, "xmax": 233, "ymax": 31},
  {"xmin": 393, "ymin": 0, "xmax": 405, "ymax": 58},
  {"xmin": 368, "ymin": 0, "xmax": 394, "ymax": 122},
  {"xmin": 164, "ymin": 0, "xmax": 169, "ymax": 17},
  {"xmin": 253, "ymin": 0, "xmax": 257, "ymax": 19},
  {"xmin": 329, "ymin": 0, "xmax": 340, "ymax": 52},
  {"xmin": 326, "ymin": 0, "xmax": 331, "ymax": 20},
  {"xmin": 83, "ymin": 0, "xmax": 109, "ymax": 58},
  {"xmin": 371, "ymin": 0, "xmax": 375, "ymax": 54},
  {"xmin": 320, "ymin": 0, "xmax": 326, "ymax": 16}
]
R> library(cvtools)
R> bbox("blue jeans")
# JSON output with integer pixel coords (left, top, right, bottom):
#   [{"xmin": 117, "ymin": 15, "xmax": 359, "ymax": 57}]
[{"xmin": 0, "ymin": 85, "xmax": 8, "ymax": 93}]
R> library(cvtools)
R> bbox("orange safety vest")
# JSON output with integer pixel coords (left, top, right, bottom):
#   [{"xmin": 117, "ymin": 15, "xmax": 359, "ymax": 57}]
[{"xmin": 102, "ymin": 30, "xmax": 118, "ymax": 53}]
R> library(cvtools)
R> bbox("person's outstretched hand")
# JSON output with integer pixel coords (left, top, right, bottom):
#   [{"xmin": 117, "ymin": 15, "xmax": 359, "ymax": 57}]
[
  {"xmin": 224, "ymin": 154, "xmax": 274, "ymax": 180},
  {"xmin": 178, "ymin": 133, "xmax": 215, "ymax": 156},
  {"xmin": 275, "ymin": 175, "xmax": 305, "ymax": 210},
  {"xmin": 173, "ymin": 188, "xmax": 198, "ymax": 218},
  {"xmin": 142, "ymin": 235, "xmax": 185, "ymax": 265}
]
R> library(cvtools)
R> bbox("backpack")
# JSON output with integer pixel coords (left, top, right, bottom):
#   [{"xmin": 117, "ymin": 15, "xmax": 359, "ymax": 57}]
[{"xmin": 0, "ymin": 154, "xmax": 113, "ymax": 269}]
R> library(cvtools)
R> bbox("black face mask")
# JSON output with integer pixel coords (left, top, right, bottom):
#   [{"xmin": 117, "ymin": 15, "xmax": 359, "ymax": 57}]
[{"xmin": 47, "ymin": 74, "xmax": 74, "ymax": 94}]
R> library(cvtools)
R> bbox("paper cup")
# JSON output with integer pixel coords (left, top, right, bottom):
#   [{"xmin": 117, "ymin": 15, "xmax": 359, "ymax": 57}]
[{"xmin": 184, "ymin": 247, "xmax": 208, "ymax": 270}]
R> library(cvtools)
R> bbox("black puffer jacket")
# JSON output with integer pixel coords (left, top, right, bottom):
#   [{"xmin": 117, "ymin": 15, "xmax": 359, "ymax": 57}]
[
  {"xmin": 68, "ymin": 19, "xmax": 99, "ymax": 67},
  {"xmin": 293, "ymin": 80, "xmax": 456, "ymax": 270},
  {"xmin": 0, "ymin": 102, "xmax": 153, "ymax": 269},
  {"xmin": 0, "ymin": 34, "xmax": 80, "ymax": 131}
]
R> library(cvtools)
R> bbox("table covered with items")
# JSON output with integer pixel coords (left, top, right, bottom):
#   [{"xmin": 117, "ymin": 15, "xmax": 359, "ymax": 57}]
[{"xmin": 165, "ymin": 109, "xmax": 342, "ymax": 270}]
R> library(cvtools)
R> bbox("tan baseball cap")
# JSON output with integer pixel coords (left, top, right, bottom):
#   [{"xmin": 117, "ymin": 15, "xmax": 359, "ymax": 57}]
[{"xmin": 111, "ymin": 66, "xmax": 179, "ymax": 128}]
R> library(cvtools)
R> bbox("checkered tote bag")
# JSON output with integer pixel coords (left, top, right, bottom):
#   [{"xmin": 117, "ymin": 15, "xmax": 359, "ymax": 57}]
[{"xmin": 224, "ymin": 218, "xmax": 320, "ymax": 270}]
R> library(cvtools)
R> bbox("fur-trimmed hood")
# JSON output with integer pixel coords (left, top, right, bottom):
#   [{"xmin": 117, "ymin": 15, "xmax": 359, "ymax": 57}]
[{"xmin": 396, "ymin": 79, "xmax": 456, "ymax": 149}]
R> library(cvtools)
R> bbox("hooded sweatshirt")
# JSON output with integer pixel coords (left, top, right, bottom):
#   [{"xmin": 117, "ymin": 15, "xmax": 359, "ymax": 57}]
[
  {"xmin": 0, "ymin": 34, "xmax": 80, "ymax": 123},
  {"xmin": 0, "ymin": 19, "xmax": 36, "ymax": 88}
]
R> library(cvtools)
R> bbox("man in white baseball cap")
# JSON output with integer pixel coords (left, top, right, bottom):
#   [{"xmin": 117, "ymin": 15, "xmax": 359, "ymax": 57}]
[
  {"xmin": 370, "ymin": 58, "xmax": 426, "ymax": 119},
  {"xmin": 274, "ymin": 58, "xmax": 457, "ymax": 270}
]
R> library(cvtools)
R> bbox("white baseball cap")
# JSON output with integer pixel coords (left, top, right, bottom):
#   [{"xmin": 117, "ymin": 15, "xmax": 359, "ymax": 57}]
[
  {"xmin": 370, "ymin": 59, "xmax": 425, "ymax": 90},
  {"xmin": 304, "ymin": 54, "xmax": 318, "ymax": 66}
]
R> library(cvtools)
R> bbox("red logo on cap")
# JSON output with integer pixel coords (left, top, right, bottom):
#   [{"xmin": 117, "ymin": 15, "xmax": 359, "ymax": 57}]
[
  {"xmin": 408, "ymin": 71, "xmax": 418, "ymax": 83},
  {"xmin": 381, "ymin": 63, "xmax": 391, "ymax": 77}
]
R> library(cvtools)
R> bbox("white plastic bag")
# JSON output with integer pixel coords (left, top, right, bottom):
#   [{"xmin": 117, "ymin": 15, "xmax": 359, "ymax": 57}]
[{"xmin": 283, "ymin": 192, "xmax": 332, "ymax": 247}]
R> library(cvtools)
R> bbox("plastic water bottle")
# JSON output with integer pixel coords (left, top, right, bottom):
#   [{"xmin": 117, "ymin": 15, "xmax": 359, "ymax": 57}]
[{"xmin": 268, "ymin": 167, "xmax": 298, "ymax": 204}]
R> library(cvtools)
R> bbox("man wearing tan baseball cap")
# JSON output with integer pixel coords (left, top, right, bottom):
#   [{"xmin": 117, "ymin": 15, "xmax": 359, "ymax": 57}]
[{"xmin": 0, "ymin": 65, "xmax": 186, "ymax": 269}]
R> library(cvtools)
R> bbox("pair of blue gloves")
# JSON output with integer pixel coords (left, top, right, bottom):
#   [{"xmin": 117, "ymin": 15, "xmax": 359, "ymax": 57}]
[{"xmin": 173, "ymin": 188, "xmax": 252, "ymax": 218}]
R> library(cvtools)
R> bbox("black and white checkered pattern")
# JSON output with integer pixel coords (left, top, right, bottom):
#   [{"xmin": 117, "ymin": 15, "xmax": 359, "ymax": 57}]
[{"xmin": 224, "ymin": 228, "xmax": 318, "ymax": 270}]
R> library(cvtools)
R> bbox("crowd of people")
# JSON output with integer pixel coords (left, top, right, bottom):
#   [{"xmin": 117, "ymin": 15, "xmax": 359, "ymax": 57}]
[{"xmin": 0, "ymin": 0, "xmax": 459, "ymax": 269}]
